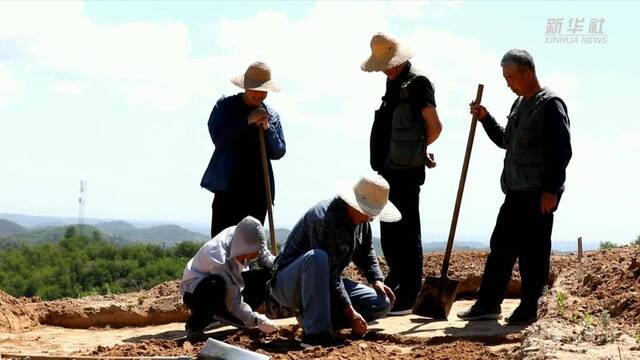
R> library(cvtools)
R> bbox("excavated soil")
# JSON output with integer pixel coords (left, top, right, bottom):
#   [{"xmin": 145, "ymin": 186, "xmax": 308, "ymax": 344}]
[
  {"xmin": 42, "ymin": 280, "xmax": 189, "ymax": 328},
  {"xmin": 88, "ymin": 326, "xmax": 502, "ymax": 359},
  {"xmin": 3, "ymin": 247, "xmax": 640, "ymax": 359},
  {"xmin": 0, "ymin": 290, "xmax": 45, "ymax": 332},
  {"xmin": 508, "ymin": 246, "xmax": 640, "ymax": 359},
  {"xmin": 345, "ymin": 251, "xmax": 564, "ymax": 299},
  {"xmin": 555, "ymin": 246, "xmax": 640, "ymax": 326}
]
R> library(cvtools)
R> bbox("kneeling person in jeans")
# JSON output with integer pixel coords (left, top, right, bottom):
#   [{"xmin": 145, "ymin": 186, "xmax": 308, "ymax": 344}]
[
  {"xmin": 270, "ymin": 174, "xmax": 399, "ymax": 347},
  {"xmin": 180, "ymin": 216, "xmax": 278, "ymax": 340}
]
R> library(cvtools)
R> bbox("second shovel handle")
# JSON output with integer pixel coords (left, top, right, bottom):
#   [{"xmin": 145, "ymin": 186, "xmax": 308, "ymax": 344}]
[{"xmin": 441, "ymin": 84, "xmax": 484, "ymax": 277}]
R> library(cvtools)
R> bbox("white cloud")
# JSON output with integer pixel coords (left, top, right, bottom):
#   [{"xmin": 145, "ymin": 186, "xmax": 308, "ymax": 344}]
[
  {"xmin": 49, "ymin": 80, "xmax": 88, "ymax": 95},
  {"xmin": 0, "ymin": 1, "xmax": 214, "ymax": 111},
  {"xmin": 0, "ymin": 64, "xmax": 24, "ymax": 107},
  {"xmin": 441, "ymin": 1, "xmax": 464, "ymax": 11}
]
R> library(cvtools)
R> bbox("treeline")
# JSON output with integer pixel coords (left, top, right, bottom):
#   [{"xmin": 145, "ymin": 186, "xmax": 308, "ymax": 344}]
[{"xmin": 0, "ymin": 227, "xmax": 201, "ymax": 300}]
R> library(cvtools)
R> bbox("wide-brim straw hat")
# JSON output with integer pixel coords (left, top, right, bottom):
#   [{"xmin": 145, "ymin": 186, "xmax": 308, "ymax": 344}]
[
  {"xmin": 338, "ymin": 173, "xmax": 401, "ymax": 223},
  {"xmin": 230, "ymin": 61, "xmax": 280, "ymax": 92},
  {"xmin": 361, "ymin": 32, "xmax": 414, "ymax": 72}
]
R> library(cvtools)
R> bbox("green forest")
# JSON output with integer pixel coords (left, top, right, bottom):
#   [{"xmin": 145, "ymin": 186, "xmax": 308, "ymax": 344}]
[{"xmin": 0, "ymin": 226, "xmax": 201, "ymax": 300}]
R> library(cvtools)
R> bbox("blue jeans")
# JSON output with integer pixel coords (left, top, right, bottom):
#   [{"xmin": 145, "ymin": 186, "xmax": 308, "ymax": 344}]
[{"xmin": 271, "ymin": 249, "xmax": 391, "ymax": 334}]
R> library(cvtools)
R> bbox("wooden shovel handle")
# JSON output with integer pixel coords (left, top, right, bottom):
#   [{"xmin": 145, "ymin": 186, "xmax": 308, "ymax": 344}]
[
  {"xmin": 441, "ymin": 84, "xmax": 484, "ymax": 277},
  {"xmin": 258, "ymin": 128, "xmax": 278, "ymax": 255}
]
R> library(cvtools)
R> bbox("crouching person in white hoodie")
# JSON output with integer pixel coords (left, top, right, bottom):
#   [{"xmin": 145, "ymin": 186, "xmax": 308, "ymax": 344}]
[{"xmin": 180, "ymin": 216, "xmax": 278, "ymax": 341}]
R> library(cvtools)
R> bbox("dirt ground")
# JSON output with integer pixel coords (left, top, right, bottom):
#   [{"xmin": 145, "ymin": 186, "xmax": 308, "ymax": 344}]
[
  {"xmin": 42, "ymin": 281, "xmax": 188, "ymax": 329},
  {"xmin": 84, "ymin": 326, "xmax": 507, "ymax": 359},
  {"xmin": 0, "ymin": 290, "xmax": 44, "ymax": 332},
  {"xmin": 515, "ymin": 246, "xmax": 640, "ymax": 359},
  {"xmin": 2, "ymin": 247, "xmax": 640, "ymax": 359}
]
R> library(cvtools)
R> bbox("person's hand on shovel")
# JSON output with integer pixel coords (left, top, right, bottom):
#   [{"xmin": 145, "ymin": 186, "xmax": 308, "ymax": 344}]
[
  {"xmin": 344, "ymin": 305, "xmax": 368, "ymax": 336},
  {"xmin": 248, "ymin": 108, "xmax": 269, "ymax": 130},
  {"xmin": 469, "ymin": 101, "xmax": 489, "ymax": 120}
]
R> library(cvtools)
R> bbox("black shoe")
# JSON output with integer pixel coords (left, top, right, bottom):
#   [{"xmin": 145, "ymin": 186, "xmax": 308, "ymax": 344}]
[
  {"xmin": 505, "ymin": 307, "xmax": 538, "ymax": 325},
  {"xmin": 301, "ymin": 332, "xmax": 344, "ymax": 348},
  {"xmin": 388, "ymin": 304, "xmax": 413, "ymax": 316},
  {"xmin": 457, "ymin": 302, "xmax": 502, "ymax": 320},
  {"xmin": 185, "ymin": 327, "xmax": 205, "ymax": 342},
  {"xmin": 388, "ymin": 297, "xmax": 414, "ymax": 316}
]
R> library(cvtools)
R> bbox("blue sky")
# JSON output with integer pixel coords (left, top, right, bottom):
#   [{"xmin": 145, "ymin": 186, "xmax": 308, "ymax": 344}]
[{"xmin": 1, "ymin": 1, "xmax": 638, "ymax": 246}]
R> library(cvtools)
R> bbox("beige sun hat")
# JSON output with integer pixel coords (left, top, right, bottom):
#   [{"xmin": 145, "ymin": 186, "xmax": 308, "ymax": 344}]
[
  {"xmin": 230, "ymin": 61, "xmax": 280, "ymax": 92},
  {"xmin": 361, "ymin": 32, "xmax": 414, "ymax": 72},
  {"xmin": 338, "ymin": 173, "xmax": 401, "ymax": 223}
]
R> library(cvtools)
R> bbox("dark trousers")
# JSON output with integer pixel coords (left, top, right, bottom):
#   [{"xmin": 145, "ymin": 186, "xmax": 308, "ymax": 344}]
[
  {"xmin": 380, "ymin": 174, "xmax": 423, "ymax": 308},
  {"xmin": 183, "ymin": 269, "xmax": 271, "ymax": 331},
  {"xmin": 477, "ymin": 191, "xmax": 555, "ymax": 312},
  {"xmin": 210, "ymin": 190, "xmax": 267, "ymax": 238}
]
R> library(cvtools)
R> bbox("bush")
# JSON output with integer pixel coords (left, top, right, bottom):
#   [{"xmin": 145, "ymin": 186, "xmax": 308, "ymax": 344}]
[
  {"xmin": 0, "ymin": 235, "xmax": 199, "ymax": 300},
  {"xmin": 632, "ymin": 235, "xmax": 640, "ymax": 246},
  {"xmin": 599, "ymin": 241, "xmax": 617, "ymax": 250}
]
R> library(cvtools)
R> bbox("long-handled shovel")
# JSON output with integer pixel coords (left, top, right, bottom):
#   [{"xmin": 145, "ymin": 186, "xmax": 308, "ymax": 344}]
[
  {"xmin": 258, "ymin": 128, "xmax": 278, "ymax": 255},
  {"xmin": 413, "ymin": 84, "xmax": 484, "ymax": 319}
]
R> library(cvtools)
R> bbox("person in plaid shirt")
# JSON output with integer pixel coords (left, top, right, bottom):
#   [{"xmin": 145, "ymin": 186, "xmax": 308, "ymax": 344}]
[{"xmin": 270, "ymin": 174, "xmax": 400, "ymax": 347}]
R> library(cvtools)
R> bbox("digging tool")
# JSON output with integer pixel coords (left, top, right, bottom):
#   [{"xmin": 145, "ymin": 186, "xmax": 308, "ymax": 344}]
[
  {"xmin": 199, "ymin": 338, "xmax": 270, "ymax": 360},
  {"xmin": 413, "ymin": 84, "xmax": 484, "ymax": 319},
  {"xmin": 258, "ymin": 128, "xmax": 278, "ymax": 255}
]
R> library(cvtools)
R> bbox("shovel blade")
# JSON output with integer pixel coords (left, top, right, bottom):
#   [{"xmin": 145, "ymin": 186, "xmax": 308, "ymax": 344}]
[
  {"xmin": 412, "ymin": 275, "xmax": 460, "ymax": 320},
  {"xmin": 199, "ymin": 338, "xmax": 270, "ymax": 360}
]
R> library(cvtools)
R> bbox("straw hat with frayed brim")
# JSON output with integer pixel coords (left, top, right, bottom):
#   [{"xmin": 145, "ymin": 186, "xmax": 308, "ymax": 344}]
[
  {"xmin": 361, "ymin": 33, "xmax": 414, "ymax": 72},
  {"xmin": 338, "ymin": 174, "xmax": 401, "ymax": 223},
  {"xmin": 230, "ymin": 61, "xmax": 280, "ymax": 92}
]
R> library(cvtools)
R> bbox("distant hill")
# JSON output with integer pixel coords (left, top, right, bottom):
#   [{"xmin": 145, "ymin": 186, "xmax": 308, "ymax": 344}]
[
  {"xmin": 94, "ymin": 220, "xmax": 138, "ymax": 233},
  {"xmin": 422, "ymin": 241, "xmax": 489, "ymax": 252},
  {"xmin": 0, "ymin": 220, "xmax": 208, "ymax": 248},
  {"xmin": 0, "ymin": 213, "xmax": 70, "ymax": 228},
  {"xmin": 0, "ymin": 225, "xmax": 113, "ymax": 248},
  {"xmin": 369, "ymin": 238, "xmax": 487, "ymax": 256},
  {"xmin": 0, "ymin": 219, "xmax": 26, "ymax": 237},
  {"xmin": 94, "ymin": 221, "xmax": 208, "ymax": 245},
  {"xmin": 0, "ymin": 213, "xmax": 211, "ymax": 238}
]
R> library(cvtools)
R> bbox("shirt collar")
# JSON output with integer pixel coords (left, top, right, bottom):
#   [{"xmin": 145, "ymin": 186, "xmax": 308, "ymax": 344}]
[{"xmin": 330, "ymin": 197, "xmax": 355, "ymax": 226}]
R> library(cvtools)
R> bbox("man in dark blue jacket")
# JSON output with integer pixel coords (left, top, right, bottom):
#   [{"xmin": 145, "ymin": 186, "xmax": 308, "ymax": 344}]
[
  {"xmin": 200, "ymin": 62, "xmax": 286, "ymax": 238},
  {"xmin": 458, "ymin": 49, "xmax": 572, "ymax": 325}
]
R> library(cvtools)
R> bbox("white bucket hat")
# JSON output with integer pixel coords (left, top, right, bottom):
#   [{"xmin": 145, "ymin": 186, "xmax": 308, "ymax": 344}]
[
  {"xmin": 338, "ymin": 174, "xmax": 401, "ymax": 223},
  {"xmin": 361, "ymin": 32, "xmax": 414, "ymax": 72},
  {"xmin": 230, "ymin": 61, "xmax": 280, "ymax": 92}
]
